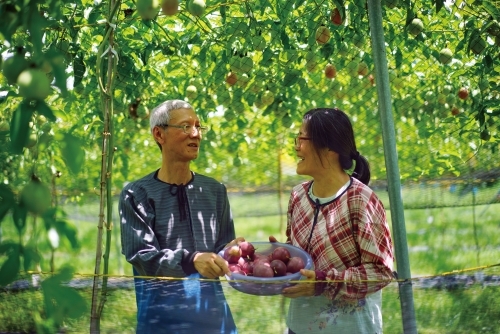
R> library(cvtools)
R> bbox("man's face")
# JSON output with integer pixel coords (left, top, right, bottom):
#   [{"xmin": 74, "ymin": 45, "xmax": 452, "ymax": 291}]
[{"xmin": 160, "ymin": 108, "xmax": 202, "ymax": 162}]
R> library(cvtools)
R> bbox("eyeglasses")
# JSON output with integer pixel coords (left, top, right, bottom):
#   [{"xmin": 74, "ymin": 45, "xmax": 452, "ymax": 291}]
[
  {"xmin": 158, "ymin": 124, "xmax": 208, "ymax": 135},
  {"xmin": 294, "ymin": 136, "xmax": 311, "ymax": 146}
]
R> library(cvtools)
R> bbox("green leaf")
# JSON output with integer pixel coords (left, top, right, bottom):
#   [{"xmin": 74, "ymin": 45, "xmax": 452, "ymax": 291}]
[
  {"xmin": 260, "ymin": 48, "xmax": 274, "ymax": 67},
  {"xmin": 28, "ymin": 4, "xmax": 48, "ymax": 55},
  {"xmin": 45, "ymin": 48, "xmax": 68, "ymax": 96},
  {"xmin": 0, "ymin": 249, "xmax": 20, "ymax": 287},
  {"xmin": 0, "ymin": 201, "xmax": 11, "ymax": 222},
  {"xmin": 283, "ymin": 69, "xmax": 301, "ymax": 86},
  {"xmin": 54, "ymin": 220, "xmax": 80, "ymax": 250},
  {"xmin": 405, "ymin": 8, "xmax": 415, "ymax": 26},
  {"xmin": 41, "ymin": 266, "xmax": 86, "ymax": 325},
  {"xmin": 87, "ymin": 7, "xmax": 101, "ymax": 24},
  {"xmin": 42, "ymin": 209, "xmax": 57, "ymax": 231},
  {"xmin": 280, "ymin": 30, "xmax": 290, "ymax": 49},
  {"xmin": 13, "ymin": 202, "xmax": 27, "ymax": 233},
  {"xmin": 319, "ymin": 43, "xmax": 334, "ymax": 60},
  {"xmin": 9, "ymin": 102, "xmax": 34, "ymax": 154},
  {"xmin": 476, "ymin": 111, "xmax": 485, "ymax": 127},
  {"xmin": 0, "ymin": 5, "xmax": 21, "ymax": 42},
  {"xmin": 59, "ymin": 133, "xmax": 85, "ymax": 175},
  {"xmin": 395, "ymin": 47, "xmax": 403, "ymax": 69},
  {"xmin": 433, "ymin": 0, "xmax": 444, "ymax": 13},
  {"xmin": 73, "ymin": 55, "xmax": 86, "ymax": 87},
  {"xmin": 120, "ymin": 154, "xmax": 129, "ymax": 180},
  {"xmin": 0, "ymin": 241, "xmax": 19, "ymax": 255},
  {"xmin": 198, "ymin": 47, "xmax": 207, "ymax": 66},
  {"xmin": 483, "ymin": 1, "xmax": 500, "ymax": 19},
  {"xmin": 220, "ymin": 2, "xmax": 226, "ymax": 23},
  {"xmin": 180, "ymin": 43, "xmax": 191, "ymax": 55},
  {"xmin": 430, "ymin": 49, "xmax": 440, "ymax": 62},
  {"xmin": 483, "ymin": 55, "xmax": 494, "ymax": 70},
  {"xmin": 22, "ymin": 244, "xmax": 41, "ymax": 271},
  {"xmin": 57, "ymin": 286, "xmax": 88, "ymax": 319},
  {"xmin": 455, "ymin": 37, "xmax": 466, "ymax": 53},
  {"xmin": 417, "ymin": 120, "xmax": 431, "ymax": 139},
  {"xmin": 245, "ymin": 94, "xmax": 256, "ymax": 107},
  {"xmin": 279, "ymin": 1, "xmax": 294, "ymax": 21},
  {"xmin": 295, "ymin": 0, "xmax": 306, "ymax": 8},
  {"xmin": 422, "ymin": 46, "xmax": 431, "ymax": 59},
  {"xmin": 0, "ymin": 184, "xmax": 14, "ymax": 222},
  {"xmin": 36, "ymin": 100, "xmax": 57, "ymax": 122}
]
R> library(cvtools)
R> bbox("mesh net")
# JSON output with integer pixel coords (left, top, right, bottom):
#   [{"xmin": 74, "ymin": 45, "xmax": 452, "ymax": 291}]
[
  {"xmin": 1, "ymin": 265, "xmax": 500, "ymax": 333},
  {"xmin": 1, "ymin": 195, "xmax": 500, "ymax": 333}
]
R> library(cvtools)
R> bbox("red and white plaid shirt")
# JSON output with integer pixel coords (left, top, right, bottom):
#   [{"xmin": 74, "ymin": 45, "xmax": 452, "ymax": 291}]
[{"xmin": 286, "ymin": 177, "xmax": 394, "ymax": 301}]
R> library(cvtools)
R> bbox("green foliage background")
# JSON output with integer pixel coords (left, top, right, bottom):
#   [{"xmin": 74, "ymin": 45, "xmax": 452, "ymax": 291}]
[
  {"xmin": 1, "ymin": 0, "xmax": 500, "ymax": 331},
  {"xmin": 1, "ymin": 0, "xmax": 499, "ymax": 195}
]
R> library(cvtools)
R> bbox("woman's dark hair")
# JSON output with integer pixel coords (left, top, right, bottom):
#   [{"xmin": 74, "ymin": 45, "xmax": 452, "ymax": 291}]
[{"xmin": 303, "ymin": 107, "xmax": 371, "ymax": 185}]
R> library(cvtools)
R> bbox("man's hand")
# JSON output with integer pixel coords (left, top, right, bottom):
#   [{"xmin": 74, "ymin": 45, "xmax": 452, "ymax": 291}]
[
  {"xmin": 281, "ymin": 269, "xmax": 316, "ymax": 298},
  {"xmin": 193, "ymin": 252, "xmax": 231, "ymax": 278},
  {"xmin": 224, "ymin": 236, "xmax": 246, "ymax": 248}
]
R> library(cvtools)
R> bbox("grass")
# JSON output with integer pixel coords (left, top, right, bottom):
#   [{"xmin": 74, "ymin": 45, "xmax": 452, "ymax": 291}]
[
  {"xmin": 1, "ymin": 192, "xmax": 500, "ymax": 333},
  {"xmin": 392, "ymin": 204, "xmax": 500, "ymax": 275}
]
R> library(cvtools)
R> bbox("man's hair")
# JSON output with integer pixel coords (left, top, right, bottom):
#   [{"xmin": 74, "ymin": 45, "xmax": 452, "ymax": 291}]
[{"xmin": 149, "ymin": 99, "xmax": 193, "ymax": 133}]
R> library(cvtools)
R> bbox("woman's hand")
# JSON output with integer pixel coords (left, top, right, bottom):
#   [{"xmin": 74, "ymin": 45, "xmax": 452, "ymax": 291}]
[{"xmin": 281, "ymin": 269, "xmax": 316, "ymax": 298}]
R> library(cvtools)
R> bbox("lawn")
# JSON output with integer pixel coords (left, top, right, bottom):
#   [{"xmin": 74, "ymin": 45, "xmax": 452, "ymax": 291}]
[{"xmin": 1, "ymin": 191, "xmax": 499, "ymax": 333}]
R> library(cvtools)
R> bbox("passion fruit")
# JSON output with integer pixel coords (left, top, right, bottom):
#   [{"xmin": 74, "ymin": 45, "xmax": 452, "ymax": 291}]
[
  {"xmin": 470, "ymin": 36, "xmax": 486, "ymax": 55},
  {"xmin": 20, "ymin": 177, "xmax": 52, "ymax": 215},
  {"xmin": 2, "ymin": 51, "xmax": 29, "ymax": 85},
  {"xmin": 136, "ymin": 0, "xmax": 160, "ymax": 20},
  {"xmin": 161, "ymin": 0, "xmax": 178, "ymax": 16},
  {"xmin": 408, "ymin": 18, "xmax": 424, "ymax": 36},
  {"xmin": 17, "ymin": 68, "xmax": 52, "ymax": 100},
  {"xmin": 438, "ymin": 48, "xmax": 453, "ymax": 65},
  {"xmin": 187, "ymin": 0, "xmax": 206, "ymax": 17}
]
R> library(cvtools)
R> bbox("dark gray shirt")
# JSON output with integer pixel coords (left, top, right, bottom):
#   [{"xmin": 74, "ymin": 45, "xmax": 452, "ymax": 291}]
[
  {"xmin": 119, "ymin": 170, "xmax": 238, "ymax": 333},
  {"xmin": 119, "ymin": 170, "xmax": 236, "ymax": 277}
]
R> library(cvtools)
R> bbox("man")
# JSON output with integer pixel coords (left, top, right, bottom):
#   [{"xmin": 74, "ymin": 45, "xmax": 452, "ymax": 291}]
[{"xmin": 119, "ymin": 99, "xmax": 241, "ymax": 333}]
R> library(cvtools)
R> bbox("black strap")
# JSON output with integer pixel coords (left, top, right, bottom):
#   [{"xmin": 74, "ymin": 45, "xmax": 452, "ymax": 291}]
[
  {"xmin": 306, "ymin": 199, "xmax": 321, "ymax": 253},
  {"xmin": 169, "ymin": 183, "xmax": 188, "ymax": 221}
]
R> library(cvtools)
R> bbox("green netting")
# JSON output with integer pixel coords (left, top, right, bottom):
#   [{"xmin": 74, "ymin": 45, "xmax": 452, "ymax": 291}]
[{"xmin": 1, "ymin": 265, "xmax": 500, "ymax": 333}]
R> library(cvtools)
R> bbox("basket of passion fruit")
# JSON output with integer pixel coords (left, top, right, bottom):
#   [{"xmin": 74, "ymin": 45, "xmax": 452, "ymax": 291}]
[{"xmin": 218, "ymin": 241, "xmax": 313, "ymax": 296}]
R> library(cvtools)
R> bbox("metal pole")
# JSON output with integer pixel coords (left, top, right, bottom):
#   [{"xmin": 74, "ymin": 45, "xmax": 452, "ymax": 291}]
[{"xmin": 366, "ymin": 1, "xmax": 418, "ymax": 333}]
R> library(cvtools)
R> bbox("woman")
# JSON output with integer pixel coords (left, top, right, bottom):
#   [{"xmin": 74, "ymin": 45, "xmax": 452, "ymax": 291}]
[{"xmin": 270, "ymin": 107, "xmax": 394, "ymax": 333}]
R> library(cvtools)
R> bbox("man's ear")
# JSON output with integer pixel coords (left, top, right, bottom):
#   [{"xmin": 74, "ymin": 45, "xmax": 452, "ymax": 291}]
[{"xmin": 152, "ymin": 126, "xmax": 165, "ymax": 144}]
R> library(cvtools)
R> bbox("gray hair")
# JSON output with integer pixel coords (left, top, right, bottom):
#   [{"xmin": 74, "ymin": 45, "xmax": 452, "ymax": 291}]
[{"xmin": 149, "ymin": 99, "xmax": 193, "ymax": 133}]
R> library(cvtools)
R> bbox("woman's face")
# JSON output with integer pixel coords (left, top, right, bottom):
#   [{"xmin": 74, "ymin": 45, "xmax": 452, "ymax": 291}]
[{"xmin": 295, "ymin": 123, "xmax": 325, "ymax": 177}]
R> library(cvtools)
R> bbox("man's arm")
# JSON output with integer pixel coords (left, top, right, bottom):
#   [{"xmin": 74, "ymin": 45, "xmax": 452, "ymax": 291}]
[
  {"xmin": 120, "ymin": 183, "xmax": 238, "ymax": 279},
  {"xmin": 119, "ymin": 186, "xmax": 191, "ymax": 277}
]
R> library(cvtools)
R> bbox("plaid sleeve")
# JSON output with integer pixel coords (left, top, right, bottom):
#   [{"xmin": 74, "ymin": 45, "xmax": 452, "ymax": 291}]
[{"xmin": 323, "ymin": 186, "xmax": 394, "ymax": 301}]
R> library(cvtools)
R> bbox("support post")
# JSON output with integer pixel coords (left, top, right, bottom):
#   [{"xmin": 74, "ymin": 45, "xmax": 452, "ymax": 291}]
[{"xmin": 366, "ymin": 1, "xmax": 418, "ymax": 333}]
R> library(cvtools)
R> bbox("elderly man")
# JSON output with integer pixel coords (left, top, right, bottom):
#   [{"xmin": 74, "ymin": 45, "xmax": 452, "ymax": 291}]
[{"xmin": 119, "ymin": 99, "xmax": 241, "ymax": 333}]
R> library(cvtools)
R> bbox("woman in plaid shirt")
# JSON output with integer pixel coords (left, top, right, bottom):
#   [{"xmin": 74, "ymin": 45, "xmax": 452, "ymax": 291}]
[{"xmin": 271, "ymin": 108, "xmax": 395, "ymax": 333}]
